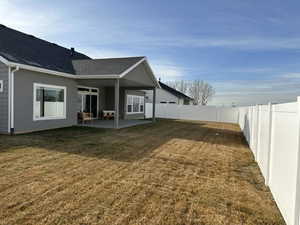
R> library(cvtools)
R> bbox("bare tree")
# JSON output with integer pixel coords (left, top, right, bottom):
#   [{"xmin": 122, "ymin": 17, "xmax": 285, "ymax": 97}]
[
  {"xmin": 166, "ymin": 80, "xmax": 189, "ymax": 94},
  {"xmin": 164, "ymin": 79, "xmax": 215, "ymax": 105},
  {"xmin": 189, "ymin": 80, "xmax": 215, "ymax": 105}
]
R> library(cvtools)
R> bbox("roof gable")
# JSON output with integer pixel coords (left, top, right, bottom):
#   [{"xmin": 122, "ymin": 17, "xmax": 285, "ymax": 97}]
[
  {"xmin": 0, "ymin": 24, "xmax": 90, "ymax": 74},
  {"xmin": 72, "ymin": 57, "xmax": 144, "ymax": 75}
]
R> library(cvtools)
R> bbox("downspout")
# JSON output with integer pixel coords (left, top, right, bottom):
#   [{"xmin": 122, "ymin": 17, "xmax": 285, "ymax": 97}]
[
  {"xmin": 9, "ymin": 66, "xmax": 19, "ymax": 134},
  {"xmin": 7, "ymin": 66, "xmax": 11, "ymax": 133}
]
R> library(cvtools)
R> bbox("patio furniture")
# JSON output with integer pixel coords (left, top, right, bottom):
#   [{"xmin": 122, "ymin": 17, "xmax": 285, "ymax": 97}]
[
  {"xmin": 103, "ymin": 110, "xmax": 115, "ymax": 120},
  {"xmin": 78, "ymin": 112, "xmax": 93, "ymax": 123}
]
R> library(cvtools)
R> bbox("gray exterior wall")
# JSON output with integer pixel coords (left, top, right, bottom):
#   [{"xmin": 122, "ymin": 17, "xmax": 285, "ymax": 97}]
[
  {"xmin": 123, "ymin": 90, "xmax": 145, "ymax": 120},
  {"xmin": 103, "ymin": 87, "xmax": 145, "ymax": 120},
  {"xmin": 11, "ymin": 70, "xmax": 148, "ymax": 133},
  {"xmin": 0, "ymin": 62, "xmax": 8, "ymax": 133},
  {"xmin": 145, "ymin": 88, "xmax": 180, "ymax": 104},
  {"xmin": 145, "ymin": 88, "xmax": 192, "ymax": 105},
  {"xmin": 14, "ymin": 69, "xmax": 78, "ymax": 133}
]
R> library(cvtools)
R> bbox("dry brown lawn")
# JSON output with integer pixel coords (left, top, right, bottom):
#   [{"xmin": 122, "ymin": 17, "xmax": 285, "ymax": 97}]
[{"xmin": 0, "ymin": 119, "xmax": 285, "ymax": 225}]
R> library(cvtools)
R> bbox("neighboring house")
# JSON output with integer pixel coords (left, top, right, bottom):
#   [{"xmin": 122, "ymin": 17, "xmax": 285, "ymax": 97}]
[
  {"xmin": 145, "ymin": 81, "xmax": 193, "ymax": 105},
  {"xmin": 0, "ymin": 25, "xmax": 159, "ymax": 134}
]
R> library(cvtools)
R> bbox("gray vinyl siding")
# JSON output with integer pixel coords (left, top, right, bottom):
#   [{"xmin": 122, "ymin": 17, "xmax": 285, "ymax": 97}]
[
  {"xmin": 98, "ymin": 87, "xmax": 106, "ymax": 113},
  {"xmin": 0, "ymin": 62, "xmax": 8, "ymax": 133},
  {"xmin": 104, "ymin": 87, "xmax": 126, "ymax": 119},
  {"xmin": 124, "ymin": 90, "xmax": 145, "ymax": 120},
  {"xmin": 103, "ymin": 87, "xmax": 145, "ymax": 120},
  {"xmin": 14, "ymin": 69, "xmax": 78, "ymax": 133},
  {"xmin": 145, "ymin": 88, "xmax": 180, "ymax": 104}
]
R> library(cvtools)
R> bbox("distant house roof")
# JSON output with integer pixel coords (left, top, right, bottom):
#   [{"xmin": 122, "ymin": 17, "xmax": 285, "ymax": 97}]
[
  {"xmin": 159, "ymin": 81, "xmax": 193, "ymax": 100},
  {"xmin": 0, "ymin": 24, "xmax": 90, "ymax": 74},
  {"xmin": 72, "ymin": 57, "xmax": 145, "ymax": 75}
]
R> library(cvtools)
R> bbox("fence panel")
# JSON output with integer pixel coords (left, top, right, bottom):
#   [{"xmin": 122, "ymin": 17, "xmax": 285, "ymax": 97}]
[
  {"xmin": 145, "ymin": 100, "xmax": 300, "ymax": 225},
  {"xmin": 145, "ymin": 103, "xmax": 237, "ymax": 123},
  {"xmin": 237, "ymin": 101, "xmax": 300, "ymax": 225},
  {"xmin": 256, "ymin": 104, "xmax": 271, "ymax": 179},
  {"xmin": 268, "ymin": 102, "xmax": 298, "ymax": 225}
]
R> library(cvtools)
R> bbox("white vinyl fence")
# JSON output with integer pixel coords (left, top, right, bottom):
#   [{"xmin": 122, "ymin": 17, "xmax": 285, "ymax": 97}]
[
  {"xmin": 145, "ymin": 103, "xmax": 239, "ymax": 123},
  {"xmin": 238, "ymin": 100, "xmax": 300, "ymax": 225},
  {"xmin": 146, "ymin": 101, "xmax": 300, "ymax": 225}
]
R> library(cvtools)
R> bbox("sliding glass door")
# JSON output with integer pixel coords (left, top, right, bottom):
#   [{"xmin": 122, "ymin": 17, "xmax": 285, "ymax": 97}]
[
  {"xmin": 77, "ymin": 87, "xmax": 99, "ymax": 118},
  {"xmin": 91, "ymin": 95, "xmax": 98, "ymax": 118}
]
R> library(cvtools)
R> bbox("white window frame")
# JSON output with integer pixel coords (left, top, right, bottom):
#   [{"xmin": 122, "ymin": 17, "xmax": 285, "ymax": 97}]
[
  {"xmin": 126, "ymin": 95, "xmax": 144, "ymax": 114},
  {"xmin": 0, "ymin": 80, "xmax": 3, "ymax": 92},
  {"xmin": 33, "ymin": 83, "xmax": 67, "ymax": 121},
  {"xmin": 77, "ymin": 85, "xmax": 99, "ymax": 119}
]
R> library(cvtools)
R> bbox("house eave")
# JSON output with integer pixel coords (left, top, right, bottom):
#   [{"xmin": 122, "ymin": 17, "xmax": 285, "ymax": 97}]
[{"xmin": 0, "ymin": 56, "xmax": 160, "ymax": 86}]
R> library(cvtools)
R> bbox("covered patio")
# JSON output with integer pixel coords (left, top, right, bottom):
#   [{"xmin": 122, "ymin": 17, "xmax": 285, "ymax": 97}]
[
  {"xmin": 73, "ymin": 57, "xmax": 160, "ymax": 129},
  {"xmin": 78, "ymin": 119, "xmax": 152, "ymax": 129}
]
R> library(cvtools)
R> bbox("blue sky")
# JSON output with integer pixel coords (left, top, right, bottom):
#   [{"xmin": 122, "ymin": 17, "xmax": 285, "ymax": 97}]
[{"xmin": 1, "ymin": 0, "xmax": 300, "ymax": 106}]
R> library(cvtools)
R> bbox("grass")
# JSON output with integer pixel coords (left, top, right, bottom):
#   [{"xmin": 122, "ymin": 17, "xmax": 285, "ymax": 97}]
[{"xmin": 0, "ymin": 119, "xmax": 285, "ymax": 225}]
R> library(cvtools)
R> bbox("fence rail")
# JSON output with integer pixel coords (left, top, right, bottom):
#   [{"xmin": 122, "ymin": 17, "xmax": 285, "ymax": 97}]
[{"xmin": 146, "ymin": 101, "xmax": 300, "ymax": 225}]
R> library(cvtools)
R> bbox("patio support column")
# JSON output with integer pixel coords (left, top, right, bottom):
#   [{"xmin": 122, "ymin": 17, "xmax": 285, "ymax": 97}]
[
  {"xmin": 114, "ymin": 79, "xmax": 120, "ymax": 129},
  {"xmin": 152, "ymin": 88, "xmax": 156, "ymax": 122}
]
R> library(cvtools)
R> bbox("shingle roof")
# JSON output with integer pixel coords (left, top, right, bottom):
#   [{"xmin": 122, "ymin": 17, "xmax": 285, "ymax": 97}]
[
  {"xmin": 0, "ymin": 25, "xmax": 151, "ymax": 78},
  {"xmin": 72, "ymin": 57, "xmax": 145, "ymax": 75},
  {"xmin": 159, "ymin": 81, "xmax": 193, "ymax": 100},
  {"xmin": 0, "ymin": 24, "xmax": 90, "ymax": 74}
]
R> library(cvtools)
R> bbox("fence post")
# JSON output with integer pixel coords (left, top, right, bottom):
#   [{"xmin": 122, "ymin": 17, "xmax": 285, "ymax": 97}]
[
  {"xmin": 293, "ymin": 97, "xmax": 300, "ymax": 225},
  {"xmin": 255, "ymin": 104, "xmax": 260, "ymax": 161},
  {"xmin": 250, "ymin": 106, "xmax": 254, "ymax": 149},
  {"xmin": 265, "ymin": 102, "xmax": 273, "ymax": 186},
  {"xmin": 237, "ymin": 108, "xmax": 240, "ymax": 125}
]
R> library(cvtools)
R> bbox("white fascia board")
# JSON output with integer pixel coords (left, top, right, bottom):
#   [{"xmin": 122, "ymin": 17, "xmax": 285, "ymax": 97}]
[
  {"xmin": 0, "ymin": 57, "xmax": 120, "ymax": 79},
  {"xmin": 120, "ymin": 57, "xmax": 146, "ymax": 78},
  {"xmin": 0, "ymin": 56, "xmax": 159, "ymax": 86},
  {"xmin": 13, "ymin": 62, "xmax": 76, "ymax": 78},
  {"xmin": 0, "ymin": 56, "xmax": 76, "ymax": 78},
  {"xmin": 0, "ymin": 56, "xmax": 10, "ymax": 65},
  {"xmin": 76, "ymin": 74, "xmax": 119, "ymax": 79},
  {"xmin": 120, "ymin": 57, "xmax": 160, "ymax": 88},
  {"xmin": 142, "ymin": 58, "xmax": 161, "ymax": 88}
]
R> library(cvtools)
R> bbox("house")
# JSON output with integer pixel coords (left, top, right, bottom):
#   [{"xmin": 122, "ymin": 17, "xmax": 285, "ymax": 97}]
[
  {"xmin": 145, "ymin": 81, "xmax": 193, "ymax": 105},
  {"xmin": 0, "ymin": 25, "xmax": 159, "ymax": 134}
]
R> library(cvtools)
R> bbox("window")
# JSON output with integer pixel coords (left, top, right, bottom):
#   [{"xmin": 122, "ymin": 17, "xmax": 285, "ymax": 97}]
[
  {"xmin": 0, "ymin": 80, "xmax": 3, "ymax": 92},
  {"xmin": 34, "ymin": 83, "xmax": 66, "ymax": 120},
  {"xmin": 169, "ymin": 102, "xmax": 176, "ymax": 104},
  {"xmin": 78, "ymin": 87, "xmax": 89, "ymax": 92},
  {"xmin": 140, "ymin": 97, "xmax": 144, "ymax": 112},
  {"xmin": 133, "ymin": 96, "xmax": 139, "ymax": 112},
  {"xmin": 77, "ymin": 86, "xmax": 99, "ymax": 118},
  {"xmin": 126, "ymin": 95, "xmax": 144, "ymax": 114},
  {"xmin": 160, "ymin": 101, "xmax": 167, "ymax": 104},
  {"xmin": 127, "ymin": 95, "xmax": 133, "ymax": 113},
  {"xmin": 78, "ymin": 87, "xmax": 99, "ymax": 94}
]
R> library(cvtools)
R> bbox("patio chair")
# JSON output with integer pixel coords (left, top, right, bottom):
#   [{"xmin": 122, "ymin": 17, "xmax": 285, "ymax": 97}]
[{"xmin": 78, "ymin": 112, "xmax": 93, "ymax": 123}]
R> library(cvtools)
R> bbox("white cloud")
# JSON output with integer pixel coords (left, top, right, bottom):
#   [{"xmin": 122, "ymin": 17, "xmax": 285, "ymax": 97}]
[
  {"xmin": 208, "ymin": 78, "xmax": 300, "ymax": 106},
  {"xmin": 280, "ymin": 73, "xmax": 300, "ymax": 79},
  {"xmin": 149, "ymin": 58, "xmax": 186, "ymax": 81},
  {"xmin": 154, "ymin": 37, "xmax": 300, "ymax": 50},
  {"xmin": 0, "ymin": 0, "xmax": 62, "ymax": 37},
  {"xmin": 152, "ymin": 65, "xmax": 184, "ymax": 81},
  {"xmin": 79, "ymin": 48, "xmax": 140, "ymax": 59},
  {"xmin": 3, "ymin": 0, "xmax": 300, "ymax": 52}
]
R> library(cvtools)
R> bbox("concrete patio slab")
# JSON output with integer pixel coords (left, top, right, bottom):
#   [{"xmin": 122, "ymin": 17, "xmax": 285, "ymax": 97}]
[{"xmin": 77, "ymin": 119, "xmax": 152, "ymax": 129}]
